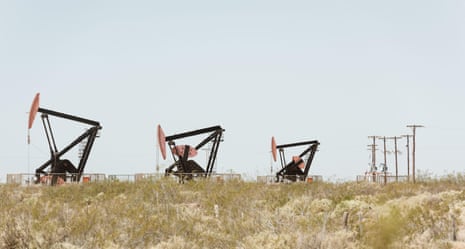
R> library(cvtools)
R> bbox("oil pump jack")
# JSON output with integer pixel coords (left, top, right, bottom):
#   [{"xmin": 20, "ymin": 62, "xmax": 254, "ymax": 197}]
[
  {"xmin": 271, "ymin": 136, "xmax": 319, "ymax": 182},
  {"xmin": 158, "ymin": 125, "xmax": 224, "ymax": 182},
  {"xmin": 28, "ymin": 93, "xmax": 102, "ymax": 185}
]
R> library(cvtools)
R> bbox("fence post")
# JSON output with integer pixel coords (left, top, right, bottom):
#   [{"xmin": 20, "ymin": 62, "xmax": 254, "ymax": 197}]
[
  {"xmin": 343, "ymin": 211, "xmax": 349, "ymax": 230},
  {"xmin": 358, "ymin": 212, "xmax": 363, "ymax": 237},
  {"xmin": 450, "ymin": 214, "xmax": 457, "ymax": 241}
]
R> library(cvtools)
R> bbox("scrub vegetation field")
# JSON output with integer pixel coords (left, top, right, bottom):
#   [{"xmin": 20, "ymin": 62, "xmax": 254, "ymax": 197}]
[{"xmin": 2, "ymin": 174, "xmax": 465, "ymax": 249}]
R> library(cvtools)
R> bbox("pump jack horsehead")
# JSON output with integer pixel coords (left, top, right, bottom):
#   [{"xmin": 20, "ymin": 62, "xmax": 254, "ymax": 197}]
[
  {"xmin": 158, "ymin": 124, "xmax": 224, "ymax": 182},
  {"xmin": 28, "ymin": 93, "xmax": 102, "ymax": 185},
  {"xmin": 272, "ymin": 136, "xmax": 320, "ymax": 182}
]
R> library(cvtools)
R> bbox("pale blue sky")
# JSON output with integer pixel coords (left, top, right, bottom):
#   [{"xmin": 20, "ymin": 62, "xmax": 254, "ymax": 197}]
[{"xmin": 1, "ymin": 0, "xmax": 464, "ymax": 181}]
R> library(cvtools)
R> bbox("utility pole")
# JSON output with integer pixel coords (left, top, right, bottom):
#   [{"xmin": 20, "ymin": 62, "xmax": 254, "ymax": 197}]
[
  {"xmin": 377, "ymin": 136, "xmax": 387, "ymax": 184},
  {"xmin": 402, "ymin": 134, "xmax": 412, "ymax": 182},
  {"xmin": 368, "ymin": 136, "xmax": 378, "ymax": 182},
  {"xmin": 407, "ymin": 125, "xmax": 424, "ymax": 184},
  {"xmin": 367, "ymin": 136, "xmax": 377, "ymax": 171},
  {"xmin": 387, "ymin": 136, "xmax": 402, "ymax": 182}
]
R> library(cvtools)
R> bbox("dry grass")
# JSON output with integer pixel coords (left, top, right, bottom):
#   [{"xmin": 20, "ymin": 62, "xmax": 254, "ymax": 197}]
[{"xmin": 1, "ymin": 175, "xmax": 465, "ymax": 249}]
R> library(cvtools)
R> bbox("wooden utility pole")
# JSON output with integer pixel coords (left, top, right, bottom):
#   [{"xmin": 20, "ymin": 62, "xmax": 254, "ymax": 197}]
[
  {"xmin": 402, "ymin": 134, "xmax": 412, "ymax": 182},
  {"xmin": 368, "ymin": 136, "xmax": 377, "ymax": 168},
  {"xmin": 387, "ymin": 136, "xmax": 402, "ymax": 182},
  {"xmin": 377, "ymin": 136, "xmax": 387, "ymax": 184},
  {"xmin": 368, "ymin": 136, "xmax": 378, "ymax": 182},
  {"xmin": 407, "ymin": 125, "xmax": 424, "ymax": 183}
]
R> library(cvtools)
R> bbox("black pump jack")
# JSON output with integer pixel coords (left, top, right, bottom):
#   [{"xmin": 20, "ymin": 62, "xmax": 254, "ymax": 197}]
[
  {"xmin": 163, "ymin": 126, "xmax": 224, "ymax": 182},
  {"xmin": 34, "ymin": 108, "xmax": 101, "ymax": 185},
  {"xmin": 275, "ymin": 140, "xmax": 319, "ymax": 182}
]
